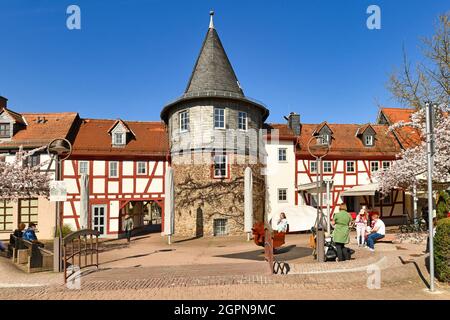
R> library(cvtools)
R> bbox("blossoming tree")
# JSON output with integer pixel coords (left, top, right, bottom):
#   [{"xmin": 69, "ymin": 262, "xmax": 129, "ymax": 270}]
[
  {"xmin": 376, "ymin": 13, "xmax": 450, "ymax": 194},
  {"xmin": 0, "ymin": 146, "xmax": 51, "ymax": 201},
  {"xmin": 375, "ymin": 105, "xmax": 450, "ymax": 194}
]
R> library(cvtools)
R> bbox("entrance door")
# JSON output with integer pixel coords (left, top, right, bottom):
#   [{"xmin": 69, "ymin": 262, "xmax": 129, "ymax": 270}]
[{"xmin": 92, "ymin": 205, "xmax": 106, "ymax": 235}]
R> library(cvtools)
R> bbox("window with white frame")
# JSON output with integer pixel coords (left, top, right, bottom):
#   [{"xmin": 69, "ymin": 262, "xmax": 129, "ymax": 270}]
[
  {"xmin": 23, "ymin": 154, "xmax": 40, "ymax": 168},
  {"xmin": 310, "ymin": 161, "xmax": 318, "ymax": 173},
  {"xmin": 109, "ymin": 161, "xmax": 118, "ymax": 178},
  {"xmin": 278, "ymin": 188, "xmax": 287, "ymax": 202},
  {"xmin": 370, "ymin": 161, "xmax": 379, "ymax": 173},
  {"xmin": 78, "ymin": 161, "xmax": 89, "ymax": 174},
  {"xmin": 365, "ymin": 135, "xmax": 374, "ymax": 146},
  {"xmin": 382, "ymin": 161, "xmax": 391, "ymax": 171},
  {"xmin": 346, "ymin": 161, "xmax": 355, "ymax": 173},
  {"xmin": 179, "ymin": 110, "xmax": 189, "ymax": 132},
  {"xmin": 113, "ymin": 132, "xmax": 125, "ymax": 146},
  {"xmin": 213, "ymin": 154, "xmax": 227, "ymax": 178},
  {"xmin": 0, "ymin": 123, "xmax": 11, "ymax": 138},
  {"xmin": 214, "ymin": 108, "xmax": 225, "ymax": 129},
  {"xmin": 238, "ymin": 111, "xmax": 247, "ymax": 131},
  {"xmin": 318, "ymin": 134, "xmax": 330, "ymax": 145},
  {"xmin": 278, "ymin": 148, "xmax": 287, "ymax": 162},
  {"xmin": 137, "ymin": 161, "xmax": 147, "ymax": 175},
  {"xmin": 213, "ymin": 218, "xmax": 228, "ymax": 236},
  {"xmin": 323, "ymin": 161, "xmax": 332, "ymax": 173}
]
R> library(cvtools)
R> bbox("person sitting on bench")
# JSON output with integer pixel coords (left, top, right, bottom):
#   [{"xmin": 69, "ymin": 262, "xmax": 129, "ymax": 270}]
[
  {"xmin": 276, "ymin": 212, "xmax": 288, "ymax": 233},
  {"xmin": 13, "ymin": 223, "xmax": 26, "ymax": 239},
  {"xmin": 23, "ymin": 223, "xmax": 44, "ymax": 247},
  {"xmin": 8, "ymin": 223, "xmax": 26, "ymax": 252},
  {"xmin": 367, "ymin": 213, "xmax": 385, "ymax": 252}
]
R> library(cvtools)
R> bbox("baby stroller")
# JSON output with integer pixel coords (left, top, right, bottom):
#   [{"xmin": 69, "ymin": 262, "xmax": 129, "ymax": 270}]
[
  {"xmin": 311, "ymin": 227, "xmax": 354, "ymax": 262},
  {"xmin": 311, "ymin": 226, "xmax": 338, "ymax": 262}
]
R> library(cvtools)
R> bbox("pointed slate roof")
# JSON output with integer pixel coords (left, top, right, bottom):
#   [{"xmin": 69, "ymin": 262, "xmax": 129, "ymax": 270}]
[
  {"xmin": 184, "ymin": 24, "xmax": 244, "ymax": 97},
  {"xmin": 161, "ymin": 12, "xmax": 269, "ymax": 122}
]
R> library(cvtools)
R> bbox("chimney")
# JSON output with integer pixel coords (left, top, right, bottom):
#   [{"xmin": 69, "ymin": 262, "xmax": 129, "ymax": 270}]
[
  {"xmin": 0, "ymin": 96, "xmax": 7, "ymax": 112},
  {"xmin": 285, "ymin": 112, "xmax": 301, "ymax": 136}
]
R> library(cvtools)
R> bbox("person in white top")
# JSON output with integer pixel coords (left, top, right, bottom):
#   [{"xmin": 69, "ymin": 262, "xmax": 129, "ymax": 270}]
[
  {"xmin": 367, "ymin": 213, "xmax": 385, "ymax": 252},
  {"xmin": 355, "ymin": 206, "xmax": 368, "ymax": 247},
  {"xmin": 276, "ymin": 212, "xmax": 288, "ymax": 233}
]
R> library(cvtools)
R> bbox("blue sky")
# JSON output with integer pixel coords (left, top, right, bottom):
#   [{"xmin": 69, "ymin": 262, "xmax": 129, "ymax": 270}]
[{"xmin": 0, "ymin": 0, "xmax": 448, "ymax": 124}]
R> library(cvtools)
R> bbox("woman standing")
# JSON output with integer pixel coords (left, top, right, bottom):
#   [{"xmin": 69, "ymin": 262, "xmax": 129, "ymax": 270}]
[
  {"xmin": 355, "ymin": 207, "xmax": 368, "ymax": 247},
  {"xmin": 331, "ymin": 204, "xmax": 352, "ymax": 261}
]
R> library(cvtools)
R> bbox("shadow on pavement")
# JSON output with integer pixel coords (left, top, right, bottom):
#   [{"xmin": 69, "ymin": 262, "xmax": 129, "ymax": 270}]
[
  {"xmin": 215, "ymin": 245, "xmax": 312, "ymax": 262},
  {"xmin": 399, "ymin": 256, "xmax": 430, "ymax": 289}
]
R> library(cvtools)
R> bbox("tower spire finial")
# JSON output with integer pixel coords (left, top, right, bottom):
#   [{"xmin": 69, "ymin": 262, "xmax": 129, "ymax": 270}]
[{"xmin": 209, "ymin": 10, "xmax": 214, "ymax": 29}]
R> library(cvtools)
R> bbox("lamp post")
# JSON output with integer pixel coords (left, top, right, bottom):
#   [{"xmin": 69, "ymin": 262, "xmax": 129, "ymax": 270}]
[
  {"xmin": 424, "ymin": 102, "xmax": 435, "ymax": 292},
  {"xmin": 47, "ymin": 138, "xmax": 72, "ymax": 272},
  {"xmin": 307, "ymin": 135, "xmax": 330, "ymax": 263}
]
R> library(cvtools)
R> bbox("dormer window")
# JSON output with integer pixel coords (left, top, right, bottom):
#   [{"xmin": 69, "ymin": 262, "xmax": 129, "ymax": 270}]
[
  {"xmin": 313, "ymin": 122, "xmax": 333, "ymax": 146},
  {"xmin": 113, "ymin": 132, "xmax": 125, "ymax": 146},
  {"xmin": 108, "ymin": 119, "xmax": 135, "ymax": 147},
  {"xmin": 357, "ymin": 124, "xmax": 376, "ymax": 147},
  {"xmin": 318, "ymin": 134, "xmax": 330, "ymax": 145},
  {"xmin": 0, "ymin": 123, "xmax": 11, "ymax": 138}
]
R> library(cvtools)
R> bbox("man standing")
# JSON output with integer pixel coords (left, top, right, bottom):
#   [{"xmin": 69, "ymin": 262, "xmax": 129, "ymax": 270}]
[
  {"xmin": 124, "ymin": 215, "xmax": 134, "ymax": 243},
  {"xmin": 367, "ymin": 213, "xmax": 385, "ymax": 252}
]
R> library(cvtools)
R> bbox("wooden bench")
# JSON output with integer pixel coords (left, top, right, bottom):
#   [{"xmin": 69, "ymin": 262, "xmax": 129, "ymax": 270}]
[
  {"xmin": 377, "ymin": 234, "xmax": 396, "ymax": 243},
  {"xmin": 8, "ymin": 235, "xmax": 26, "ymax": 263},
  {"xmin": 15, "ymin": 239, "xmax": 53, "ymax": 273},
  {"xmin": 252, "ymin": 222, "xmax": 288, "ymax": 250}
]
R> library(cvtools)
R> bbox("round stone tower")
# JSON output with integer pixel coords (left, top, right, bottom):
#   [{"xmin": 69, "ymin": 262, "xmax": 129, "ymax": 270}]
[{"xmin": 161, "ymin": 12, "xmax": 269, "ymax": 237}]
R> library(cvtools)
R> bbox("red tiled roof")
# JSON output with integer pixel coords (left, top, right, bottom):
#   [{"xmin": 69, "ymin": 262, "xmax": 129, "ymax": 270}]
[
  {"xmin": 71, "ymin": 119, "xmax": 169, "ymax": 158},
  {"xmin": 380, "ymin": 108, "xmax": 422, "ymax": 148},
  {"xmin": 0, "ymin": 112, "xmax": 79, "ymax": 149},
  {"xmin": 296, "ymin": 123, "xmax": 401, "ymax": 159},
  {"xmin": 264, "ymin": 123, "xmax": 297, "ymax": 141},
  {"xmin": 1, "ymin": 108, "xmax": 27, "ymax": 125}
]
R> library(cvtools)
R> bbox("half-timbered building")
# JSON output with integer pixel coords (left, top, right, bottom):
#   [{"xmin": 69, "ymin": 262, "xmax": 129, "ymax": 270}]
[
  {"xmin": 0, "ymin": 96, "xmax": 80, "ymax": 239},
  {"xmin": 61, "ymin": 118, "xmax": 169, "ymax": 237}
]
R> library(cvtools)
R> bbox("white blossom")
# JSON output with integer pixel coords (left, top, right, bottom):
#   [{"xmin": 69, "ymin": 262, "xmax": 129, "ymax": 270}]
[
  {"xmin": 0, "ymin": 146, "xmax": 52, "ymax": 201},
  {"xmin": 376, "ymin": 104, "xmax": 450, "ymax": 193}
]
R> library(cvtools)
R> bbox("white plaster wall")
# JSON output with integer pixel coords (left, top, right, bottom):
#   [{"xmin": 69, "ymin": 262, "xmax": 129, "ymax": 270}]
[
  {"xmin": 265, "ymin": 140, "xmax": 295, "ymax": 221},
  {"xmin": 123, "ymin": 161, "xmax": 133, "ymax": 176},
  {"xmin": 93, "ymin": 178, "xmax": 105, "ymax": 194},
  {"xmin": 93, "ymin": 160, "xmax": 105, "ymax": 176},
  {"xmin": 108, "ymin": 181, "xmax": 119, "ymax": 193},
  {"xmin": 122, "ymin": 178, "xmax": 134, "ymax": 193},
  {"xmin": 148, "ymin": 178, "xmax": 163, "ymax": 193}
]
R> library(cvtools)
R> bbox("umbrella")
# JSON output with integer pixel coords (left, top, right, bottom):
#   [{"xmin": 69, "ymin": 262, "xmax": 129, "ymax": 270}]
[
  {"xmin": 244, "ymin": 167, "xmax": 253, "ymax": 240},
  {"xmin": 80, "ymin": 173, "xmax": 89, "ymax": 229},
  {"xmin": 164, "ymin": 167, "xmax": 175, "ymax": 244}
]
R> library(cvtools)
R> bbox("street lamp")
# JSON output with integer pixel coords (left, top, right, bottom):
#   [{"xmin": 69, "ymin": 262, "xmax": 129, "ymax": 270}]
[
  {"xmin": 47, "ymin": 138, "xmax": 72, "ymax": 272},
  {"xmin": 307, "ymin": 135, "xmax": 330, "ymax": 263},
  {"xmin": 424, "ymin": 102, "xmax": 436, "ymax": 292}
]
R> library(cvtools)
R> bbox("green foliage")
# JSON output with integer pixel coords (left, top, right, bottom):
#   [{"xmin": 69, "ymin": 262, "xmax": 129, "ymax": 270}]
[
  {"xmin": 434, "ymin": 218, "xmax": 450, "ymax": 282},
  {"xmin": 55, "ymin": 224, "xmax": 74, "ymax": 238},
  {"xmin": 436, "ymin": 191, "xmax": 450, "ymax": 220}
]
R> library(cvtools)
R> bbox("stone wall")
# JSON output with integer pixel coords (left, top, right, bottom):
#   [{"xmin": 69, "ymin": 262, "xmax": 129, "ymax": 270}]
[{"xmin": 172, "ymin": 153, "xmax": 265, "ymax": 237}]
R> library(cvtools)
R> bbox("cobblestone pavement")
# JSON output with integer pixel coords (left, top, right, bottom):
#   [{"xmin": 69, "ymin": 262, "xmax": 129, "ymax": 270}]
[{"xmin": 0, "ymin": 232, "xmax": 448, "ymax": 300}]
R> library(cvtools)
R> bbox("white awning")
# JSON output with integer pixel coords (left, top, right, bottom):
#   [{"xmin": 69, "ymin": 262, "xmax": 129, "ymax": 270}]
[
  {"xmin": 297, "ymin": 181, "xmax": 326, "ymax": 193},
  {"xmin": 340, "ymin": 183, "xmax": 379, "ymax": 196}
]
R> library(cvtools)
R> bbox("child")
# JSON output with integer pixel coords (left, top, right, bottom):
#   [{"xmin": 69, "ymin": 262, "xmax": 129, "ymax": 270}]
[{"xmin": 355, "ymin": 207, "xmax": 368, "ymax": 247}]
